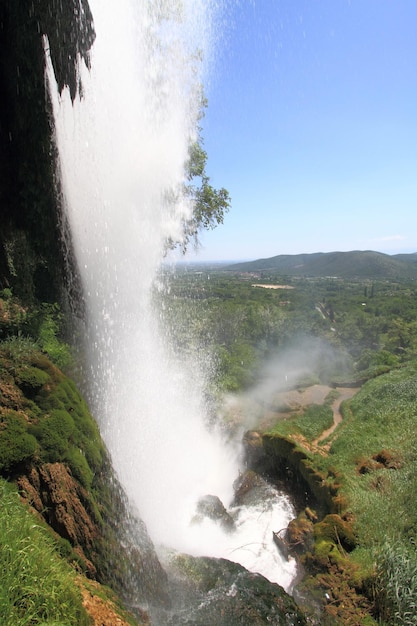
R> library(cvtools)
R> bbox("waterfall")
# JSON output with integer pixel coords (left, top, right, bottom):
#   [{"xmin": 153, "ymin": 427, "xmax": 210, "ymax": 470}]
[{"xmin": 46, "ymin": 0, "xmax": 297, "ymax": 590}]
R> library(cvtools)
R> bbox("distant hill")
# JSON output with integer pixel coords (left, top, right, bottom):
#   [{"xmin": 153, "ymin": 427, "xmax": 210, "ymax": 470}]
[{"xmin": 223, "ymin": 250, "xmax": 417, "ymax": 279}]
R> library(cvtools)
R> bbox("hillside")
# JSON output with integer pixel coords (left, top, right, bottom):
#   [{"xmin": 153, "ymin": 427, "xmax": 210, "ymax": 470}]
[{"xmin": 225, "ymin": 250, "xmax": 417, "ymax": 279}]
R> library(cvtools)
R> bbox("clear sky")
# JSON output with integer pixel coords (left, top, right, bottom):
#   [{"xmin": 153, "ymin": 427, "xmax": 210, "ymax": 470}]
[{"xmin": 184, "ymin": 0, "xmax": 417, "ymax": 262}]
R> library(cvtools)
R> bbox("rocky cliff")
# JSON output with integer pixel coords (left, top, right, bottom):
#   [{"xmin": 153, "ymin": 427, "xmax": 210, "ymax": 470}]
[
  {"xmin": 0, "ymin": 0, "xmax": 94, "ymax": 303},
  {"xmin": 0, "ymin": 315, "xmax": 168, "ymax": 622}
]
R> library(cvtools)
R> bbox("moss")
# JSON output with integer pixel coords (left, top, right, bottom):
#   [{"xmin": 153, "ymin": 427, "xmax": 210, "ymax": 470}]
[
  {"xmin": 0, "ymin": 342, "xmax": 105, "ymax": 487},
  {"xmin": 14, "ymin": 365, "xmax": 50, "ymax": 398},
  {"xmin": 312, "ymin": 539, "xmax": 331, "ymax": 559},
  {"xmin": 262, "ymin": 433, "xmax": 336, "ymax": 511},
  {"xmin": 287, "ymin": 512, "xmax": 314, "ymax": 553},
  {"xmin": 65, "ymin": 446, "xmax": 94, "ymax": 490},
  {"xmin": 0, "ymin": 410, "xmax": 38, "ymax": 473},
  {"xmin": 34, "ymin": 409, "xmax": 75, "ymax": 462},
  {"xmin": 314, "ymin": 514, "xmax": 356, "ymax": 552}
]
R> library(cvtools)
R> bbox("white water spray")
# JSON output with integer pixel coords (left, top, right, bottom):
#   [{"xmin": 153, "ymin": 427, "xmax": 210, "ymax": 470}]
[{"xmin": 46, "ymin": 0, "xmax": 297, "ymax": 589}]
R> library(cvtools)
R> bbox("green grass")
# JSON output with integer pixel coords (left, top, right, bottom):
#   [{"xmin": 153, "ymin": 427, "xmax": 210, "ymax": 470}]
[
  {"xmin": 373, "ymin": 540, "xmax": 417, "ymax": 626},
  {"xmin": 318, "ymin": 364, "xmax": 417, "ymax": 548},
  {"xmin": 263, "ymin": 362, "xmax": 417, "ymax": 624},
  {"xmin": 0, "ymin": 479, "xmax": 90, "ymax": 625},
  {"xmin": 267, "ymin": 403, "xmax": 334, "ymax": 441}
]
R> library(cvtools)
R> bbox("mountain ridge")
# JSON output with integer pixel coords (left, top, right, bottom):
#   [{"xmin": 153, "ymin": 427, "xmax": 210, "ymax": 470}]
[{"xmin": 223, "ymin": 250, "xmax": 417, "ymax": 279}]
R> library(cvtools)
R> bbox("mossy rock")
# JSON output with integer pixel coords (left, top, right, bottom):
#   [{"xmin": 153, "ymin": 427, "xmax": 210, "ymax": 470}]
[
  {"xmin": 0, "ymin": 410, "xmax": 38, "ymax": 473},
  {"xmin": 262, "ymin": 433, "xmax": 336, "ymax": 511},
  {"xmin": 0, "ymin": 343, "xmax": 105, "ymax": 484},
  {"xmin": 313, "ymin": 514, "xmax": 356, "ymax": 552},
  {"xmin": 163, "ymin": 554, "xmax": 307, "ymax": 625},
  {"xmin": 287, "ymin": 511, "xmax": 314, "ymax": 553},
  {"xmin": 65, "ymin": 446, "xmax": 94, "ymax": 490},
  {"xmin": 31, "ymin": 409, "xmax": 75, "ymax": 462},
  {"xmin": 14, "ymin": 365, "xmax": 50, "ymax": 398}
]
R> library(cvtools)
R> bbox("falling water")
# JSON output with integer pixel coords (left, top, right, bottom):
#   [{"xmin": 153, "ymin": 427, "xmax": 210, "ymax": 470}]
[{"xmin": 46, "ymin": 0, "xmax": 297, "ymax": 590}]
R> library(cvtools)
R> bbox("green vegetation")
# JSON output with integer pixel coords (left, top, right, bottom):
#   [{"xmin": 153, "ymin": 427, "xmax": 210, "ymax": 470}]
[
  {"xmin": 0, "ymin": 479, "xmax": 90, "ymax": 625},
  {"xmin": 267, "ymin": 403, "xmax": 334, "ymax": 441},
  {"xmin": 2, "ymin": 267, "xmax": 417, "ymax": 624},
  {"xmin": 374, "ymin": 540, "xmax": 417, "ymax": 626},
  {"xmin": 263, "ymin": 361, "xmax": 417, "ymax": 624},
  {"xmin": 159, "ymin": 269, "xmax": 417, "ymax": 623},
  {"xmin": 0, "ymin": 294, "xmax": 73, "ymax": 370},
  {"xmin": 160, "ymin": 270, "xmax": 417, "ymax": 392},
  {"xmin": 322, "ymin": 365, "xmax": 417, "ymax": 548},
  {"xmin": 0, "ymin": 411, "xmax": 38, "ymax": 473},
  {"xmin": 0, "ymin": 334, "xmax": 105, "ymax": 485},
  {"xmin": 183, "ymin": 135, "xmax": 231, "ymax": 249}
]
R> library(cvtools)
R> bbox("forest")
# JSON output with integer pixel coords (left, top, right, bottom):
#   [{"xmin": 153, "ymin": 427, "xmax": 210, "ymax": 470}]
[{"xmin": 160, "ymin": 268, "xmax": 417, "ymax": 392}]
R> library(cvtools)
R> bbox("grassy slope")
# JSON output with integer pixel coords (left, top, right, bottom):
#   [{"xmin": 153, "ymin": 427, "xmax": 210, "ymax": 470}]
[
  {"xmin": 0, "ymin": 479, "xmax": 90, "ymax": 625},
  {"xmin": 0, "ymin": 479, "xmax": 141, "ymax": 626},
  {"xmin": 263, "ymin": 362, "xmax": 417, "ymax": 625}
]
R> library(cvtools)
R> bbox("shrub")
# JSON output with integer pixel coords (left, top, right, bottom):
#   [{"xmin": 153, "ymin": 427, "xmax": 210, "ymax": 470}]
[
  {"xmin": 37, "ymin": 313, "xmax": 72, "ymax": 369},
  {"xmin": 0, "ymin": 335, "xmax": 39, "ymax": 364}
]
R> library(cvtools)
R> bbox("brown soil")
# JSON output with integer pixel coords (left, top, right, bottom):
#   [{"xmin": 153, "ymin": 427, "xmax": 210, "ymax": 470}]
[{"xmin": 78, "ymin": 578, "xmax": 150, "ymax": 626}]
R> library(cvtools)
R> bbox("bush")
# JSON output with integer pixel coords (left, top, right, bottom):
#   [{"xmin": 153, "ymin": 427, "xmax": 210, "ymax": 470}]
[
  {"xmin": 0, "ymin": 335, "xmax": 39, "ymax": 364},
  {"xmin": 37, "ymin": 312, "xmax": 72, "ymax": 369}
]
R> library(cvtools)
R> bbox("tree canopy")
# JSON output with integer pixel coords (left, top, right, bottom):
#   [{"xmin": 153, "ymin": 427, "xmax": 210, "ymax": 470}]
[{"xmin": 181, "ymin": 134, "xmax": 231, "ymax": 250}]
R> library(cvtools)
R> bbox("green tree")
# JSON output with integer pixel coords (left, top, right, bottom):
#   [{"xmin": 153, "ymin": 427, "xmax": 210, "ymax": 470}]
[{"xmin": 180, "ymin": 113, "xmax": 231, "ymax": 249}]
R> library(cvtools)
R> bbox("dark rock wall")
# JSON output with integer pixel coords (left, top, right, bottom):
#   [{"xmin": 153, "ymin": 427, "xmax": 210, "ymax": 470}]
[{"xmin": 0, "ymin": 0, "xmax": 94, "ymax": 303}]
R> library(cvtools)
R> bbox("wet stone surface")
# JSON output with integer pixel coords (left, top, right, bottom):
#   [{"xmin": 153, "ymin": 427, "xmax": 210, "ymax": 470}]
[{"xmin": 150, "ymin": 554, "xmax": 307, "ymax": 626}]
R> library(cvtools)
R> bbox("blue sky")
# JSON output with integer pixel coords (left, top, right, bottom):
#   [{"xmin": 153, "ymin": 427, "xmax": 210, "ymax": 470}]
[{"xmin": 186, "ymin": 0, "xmax": 417, "ymax": 262}]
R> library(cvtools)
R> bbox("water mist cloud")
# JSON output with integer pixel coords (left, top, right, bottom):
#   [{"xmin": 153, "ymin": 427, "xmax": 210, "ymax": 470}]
[{"xmin": 231, "ymin": 336, "xmax": 352, "ymax": 430}]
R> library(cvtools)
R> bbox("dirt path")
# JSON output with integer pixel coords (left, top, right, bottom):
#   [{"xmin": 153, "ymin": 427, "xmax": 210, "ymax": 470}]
[
  {"xmin": 313, "ymin": 387, "xmax": 358, "ymax": 446},
  {"xmin": 257, "ymin": 384, "xmax": 360, "ymax": 455}
]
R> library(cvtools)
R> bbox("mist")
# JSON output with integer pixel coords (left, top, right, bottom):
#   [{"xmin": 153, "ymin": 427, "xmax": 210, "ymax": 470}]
[{"xmin": 221, "ymin": 336, "xmax": 353, "ymax": 431}]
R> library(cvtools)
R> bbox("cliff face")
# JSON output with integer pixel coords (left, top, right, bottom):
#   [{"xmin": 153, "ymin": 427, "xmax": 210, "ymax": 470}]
[{"xmin": 0, "ymin": 0, "xmax": 94, "ymax": 303}]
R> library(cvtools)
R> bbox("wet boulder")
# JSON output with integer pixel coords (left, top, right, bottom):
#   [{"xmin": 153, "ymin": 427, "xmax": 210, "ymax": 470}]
[
  {"xmin": 233, "ymin": 469, "xmax": 279, "ymax": 508},
  {"xmin": 160, "ymin": 554, "xmax": 307, "ymax": 626},
  {"xmin": 243, "ymin": 430, "xmax": 266, "ymax": 467},
  {"xmin": 194, "ymin": 494, "xmax": 235, "ymax": 531},
  {"xmin": 233, "ymin": 469, "xmax": 266, "ymax": 505}
]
